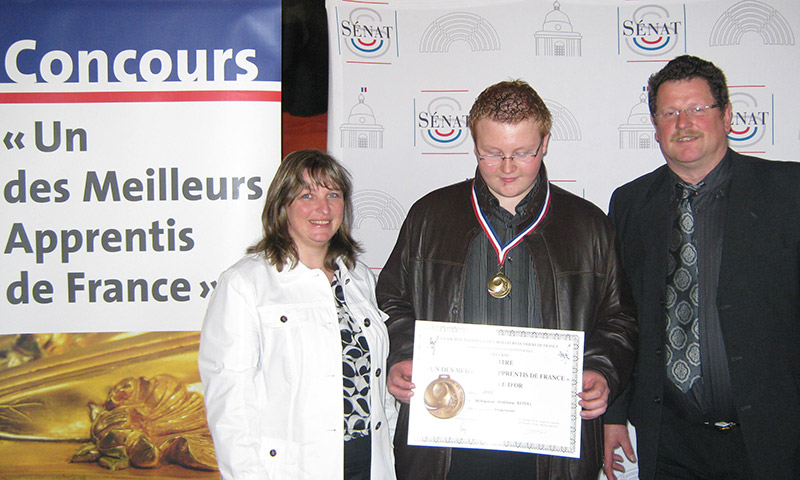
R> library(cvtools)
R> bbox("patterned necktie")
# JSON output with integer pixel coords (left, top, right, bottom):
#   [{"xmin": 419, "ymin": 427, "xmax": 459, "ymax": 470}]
[{"xmin": 665, "ymin": 181, "xmax": 703, "ymax": 393}]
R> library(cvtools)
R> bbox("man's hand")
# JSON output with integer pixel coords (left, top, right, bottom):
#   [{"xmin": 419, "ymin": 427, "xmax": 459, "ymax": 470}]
[
  {"xmin": 578, "ymin": 370, "xmax": 609, "ymax": 419},
  {"xmin": 603, "ymin": 423, "xmax": 636, "ymax": 480},
  {"xmin": 388, "ymin": 360, "xmax": 415, "ymax": 403}
]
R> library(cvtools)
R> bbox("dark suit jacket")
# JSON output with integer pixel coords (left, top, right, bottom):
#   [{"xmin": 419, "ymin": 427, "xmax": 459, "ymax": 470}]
[{"xmin": 605, "ymin": 150, "xmax": 800, "ymax": 480}]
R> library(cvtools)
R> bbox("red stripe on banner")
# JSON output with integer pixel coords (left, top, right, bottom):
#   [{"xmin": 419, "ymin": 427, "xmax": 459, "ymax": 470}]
[{"xmin": 0, "ymin": 90, "xmax": 282, "ymax": 104}]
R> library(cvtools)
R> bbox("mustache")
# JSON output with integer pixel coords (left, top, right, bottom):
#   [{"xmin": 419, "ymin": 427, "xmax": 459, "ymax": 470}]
[{"xmin": 670, "ymin": 130, "xmax": 703, "ymax": 142}]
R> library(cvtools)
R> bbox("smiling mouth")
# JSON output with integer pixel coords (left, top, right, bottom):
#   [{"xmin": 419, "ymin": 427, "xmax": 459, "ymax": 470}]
[
  {"xmin": 309, "ymin": 220, "xmax": 331, "ymax": 225},
  {"xmin": 673, "ymin": 131, "xmax": 702, "ymax": 143}
]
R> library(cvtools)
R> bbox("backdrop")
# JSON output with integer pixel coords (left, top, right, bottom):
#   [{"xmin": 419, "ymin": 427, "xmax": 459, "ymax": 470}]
[{"xmin": 326, "ymin": 1, "xmax": 799, "ymax": 478}]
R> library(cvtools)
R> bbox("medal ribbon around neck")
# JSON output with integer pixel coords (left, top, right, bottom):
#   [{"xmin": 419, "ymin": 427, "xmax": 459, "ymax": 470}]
[{"xmin": 470, "ymin": 180, "xmax": 551, "ymax": 266}]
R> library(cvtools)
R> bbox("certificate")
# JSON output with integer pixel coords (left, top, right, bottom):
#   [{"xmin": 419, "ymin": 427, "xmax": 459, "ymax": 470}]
[{"xmin": 407, "ymin": 320, "xmax": 584, "ymax": 458}]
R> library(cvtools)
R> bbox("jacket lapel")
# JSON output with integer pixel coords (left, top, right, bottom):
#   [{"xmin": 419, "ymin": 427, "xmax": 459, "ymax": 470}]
[
  {"xmin": 637, "ymin": 169, "xmax": 672, "ymax": 323},
  {"xmin": 717, "ymin": 153, "xmax": 766, "ymax": 300}
]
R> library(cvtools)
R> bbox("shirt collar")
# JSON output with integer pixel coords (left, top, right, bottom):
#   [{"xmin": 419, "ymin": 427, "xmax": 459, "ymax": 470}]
[
  {"xmin": 668, "ymin": 150, "xmax": 732, "ymax": 200},
  {"xmin": 474, "ymin": 163, "xmax": 549, "ymax": 224}
]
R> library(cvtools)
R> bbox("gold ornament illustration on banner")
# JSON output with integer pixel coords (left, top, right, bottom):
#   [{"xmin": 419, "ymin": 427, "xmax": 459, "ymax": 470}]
[
  {"xmin": 70, "ymin": 374, "xmax": 216, "ymax": 471},
  {"xmin": 0, "ymin": 332, "xmax": 219, "ymax": 478}
]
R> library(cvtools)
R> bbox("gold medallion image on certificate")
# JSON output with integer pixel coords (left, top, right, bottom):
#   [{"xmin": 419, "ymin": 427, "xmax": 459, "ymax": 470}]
[{"xmin": 424, "ymin": 374, "xmax": 465, "ymax": 419}]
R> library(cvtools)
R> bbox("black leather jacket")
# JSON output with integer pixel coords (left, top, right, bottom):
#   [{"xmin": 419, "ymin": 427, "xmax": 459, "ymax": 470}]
[{"xmin": 377, "ymin": 167, "xmax": 637, "ymax": 480}]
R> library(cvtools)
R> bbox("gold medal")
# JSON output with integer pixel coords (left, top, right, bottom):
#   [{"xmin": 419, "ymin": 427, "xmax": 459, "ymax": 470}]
[
  {"xmin": 471, "ymin": 180, "xmax": 550, "ymax": 300},
  {"xmin": 424, "ymin": 374, "xmax": 466, "ymax": 419},
  {"xmin": 488, "ymin": 271, "xmax": 511, "ymax": 298}
]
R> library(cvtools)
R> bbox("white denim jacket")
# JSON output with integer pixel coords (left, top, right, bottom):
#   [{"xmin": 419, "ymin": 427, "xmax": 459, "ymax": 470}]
[{"xmin": 200, "ymin": 253, "xmax": 396, "ymax": 479}]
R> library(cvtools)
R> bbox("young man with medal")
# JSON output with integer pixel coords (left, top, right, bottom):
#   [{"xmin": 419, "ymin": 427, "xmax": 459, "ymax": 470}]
[{"xmin": 376, "ymin": 79, "xmax": 638, "ymax": 480}]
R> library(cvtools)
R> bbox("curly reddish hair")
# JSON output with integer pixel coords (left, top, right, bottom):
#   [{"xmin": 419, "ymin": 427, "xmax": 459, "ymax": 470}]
[{"xmin": 468, "ymin": 80, "xmax": 552, "ymax": 143}]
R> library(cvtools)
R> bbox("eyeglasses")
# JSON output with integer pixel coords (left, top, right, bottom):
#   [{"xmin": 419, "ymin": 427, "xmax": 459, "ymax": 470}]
[
  {"xmin": 476, "ymin": 140, "xmax": 543, "ymax": 167},
  {"xmin": 653, "ymin": 104, "xmax": 719, "ymax": 122}
]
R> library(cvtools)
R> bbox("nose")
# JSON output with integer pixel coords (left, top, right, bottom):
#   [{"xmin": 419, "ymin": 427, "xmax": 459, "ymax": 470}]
[
  {"xmin": 499, "ymin": 157, "xmax": 516, "ymax": 174},
  {"xmin": 676, "ymin": 110, "xmax": 693, "ymax": 129},
  {"xmin": 316, "ymin": 197, "xmax": 331, "ymax": 213}
]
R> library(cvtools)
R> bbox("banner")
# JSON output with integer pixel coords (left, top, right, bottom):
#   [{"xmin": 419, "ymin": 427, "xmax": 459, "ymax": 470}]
[
  {"xmin": 1, "ymin": 0, "xmax": 281, "ymax": 334},
  {"xmin": 0, "ymin": 1, "xmax": 280, "ymax": 477}
]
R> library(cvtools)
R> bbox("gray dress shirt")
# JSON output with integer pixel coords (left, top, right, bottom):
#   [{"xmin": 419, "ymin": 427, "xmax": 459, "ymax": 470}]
[
  {"xmin": 665, "ymin": 152, "xmax": 738, "ymax": 423},
  {"xmin": 462, "ymin": 179, "xmax": 542, "ymax": 329}
]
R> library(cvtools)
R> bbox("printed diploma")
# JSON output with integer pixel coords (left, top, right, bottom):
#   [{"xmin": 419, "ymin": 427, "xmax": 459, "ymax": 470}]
[{"xmin": 408, "ymin": 320, "xmax": 584, "ymax": 458}]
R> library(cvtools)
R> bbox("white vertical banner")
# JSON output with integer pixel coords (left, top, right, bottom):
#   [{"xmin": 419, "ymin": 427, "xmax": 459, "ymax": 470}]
[
  {"xmin": 1, "ymin": 0, "xmax": 282, "ymax": 334},
  {"xmin": 327, "ymin": 0, "xmax": 799, "ymax": 272}
]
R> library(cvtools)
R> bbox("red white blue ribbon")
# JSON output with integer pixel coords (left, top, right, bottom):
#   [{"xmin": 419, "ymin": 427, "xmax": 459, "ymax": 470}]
[{"xmin": 470, "ymin": 180, "xmax": 551, "ymax": 265}]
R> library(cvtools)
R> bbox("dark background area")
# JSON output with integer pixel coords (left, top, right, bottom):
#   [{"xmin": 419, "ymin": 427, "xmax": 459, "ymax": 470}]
[{"xmin": 282, "ymin": 0, "xmax": 328, "ymax": 157}]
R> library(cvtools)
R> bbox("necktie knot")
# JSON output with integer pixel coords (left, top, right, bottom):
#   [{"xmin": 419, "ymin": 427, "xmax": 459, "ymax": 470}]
[{"xmin": 677, "ymin": 181, "xmax": 704, "ymax": 202}]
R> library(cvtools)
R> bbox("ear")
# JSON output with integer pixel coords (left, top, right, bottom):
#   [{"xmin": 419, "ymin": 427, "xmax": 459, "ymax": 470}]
[
  {"xmin": 722, "ymin": 103, "xmax": 733, "ymax": 134},
  {"xmin": 651, "ymin": 115, "xmax": 661, "ymax": 143},
  {"xmin": 540, "ymin": 133, "xmax": 552, "ymax": 157}
]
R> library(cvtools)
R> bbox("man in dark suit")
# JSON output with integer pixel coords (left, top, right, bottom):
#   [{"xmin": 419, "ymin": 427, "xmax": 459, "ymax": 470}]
[{"xmin": 603, "ymin": 55, "xmax": 800, "ymax": 480}]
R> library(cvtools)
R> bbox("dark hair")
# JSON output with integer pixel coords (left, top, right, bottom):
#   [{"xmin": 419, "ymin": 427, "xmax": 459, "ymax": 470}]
[
  {"xmin": 468, "ymin": 79, "xmax": 552, "ymax": 142},
  {"xmin": 648, "ymin": 55, "xmax": 729, "ymax": 115},
  {"xmin": 247, "ymin": 149, "xmax": 361, "ymax": 271}
]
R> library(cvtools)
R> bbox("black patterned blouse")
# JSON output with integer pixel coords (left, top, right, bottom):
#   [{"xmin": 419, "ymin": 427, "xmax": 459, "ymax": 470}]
[{"xmin": 332, "ymin": 267, "xmax": 372, "ymax": 441}]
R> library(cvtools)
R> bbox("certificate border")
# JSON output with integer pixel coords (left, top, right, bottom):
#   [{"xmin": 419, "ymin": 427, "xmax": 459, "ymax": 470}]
[{"xmin": 411, "ymin": 321, "xmax": 584, "ymax": 458}]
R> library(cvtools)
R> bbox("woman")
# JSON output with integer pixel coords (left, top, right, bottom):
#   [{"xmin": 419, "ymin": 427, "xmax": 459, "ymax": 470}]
[{"xmin": 199, "ymin": 150, "xmax": 396, "ymax": 479}]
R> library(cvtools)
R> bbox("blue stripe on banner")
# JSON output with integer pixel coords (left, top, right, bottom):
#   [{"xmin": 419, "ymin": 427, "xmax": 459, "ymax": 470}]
[{"xmin": 0, "ymin": 0, "xmax": 281, "ymax": 84}]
